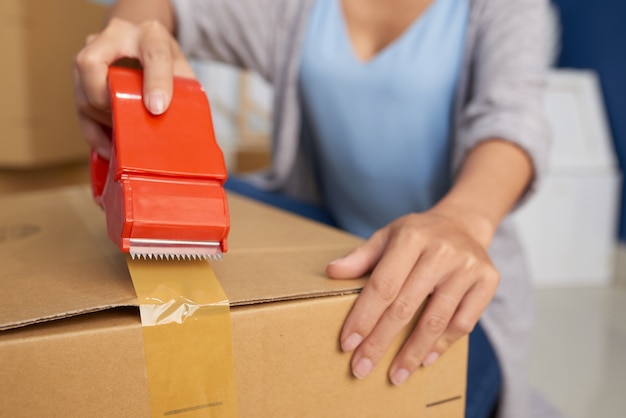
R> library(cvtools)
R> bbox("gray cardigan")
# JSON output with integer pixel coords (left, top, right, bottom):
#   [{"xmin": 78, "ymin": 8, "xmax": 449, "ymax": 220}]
[{"xmin": 172, "ymin": 0, "xmax": 553, "ymax": 416}]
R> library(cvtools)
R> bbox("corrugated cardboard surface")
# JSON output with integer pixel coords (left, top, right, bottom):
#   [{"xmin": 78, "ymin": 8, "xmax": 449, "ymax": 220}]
[
  {"xmin": 0, "ymin": 0, "xmax": 107, "ymax": 167},
  {"xmin": 0, "ymin": 186, "xmax": 467, "ymax": 417},
  {"xmin": 0, "ymin": 162, "xmax": 90, "ymax": 195}
]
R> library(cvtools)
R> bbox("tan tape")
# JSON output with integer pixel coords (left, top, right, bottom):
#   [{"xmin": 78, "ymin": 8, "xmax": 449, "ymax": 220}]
[{"xmin": 126, "ymin": 256, "xmax": 238, "ymax": 417}]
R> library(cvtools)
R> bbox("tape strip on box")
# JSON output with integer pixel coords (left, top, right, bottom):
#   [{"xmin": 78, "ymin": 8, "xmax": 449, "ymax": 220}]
[{"xmin": 126, "ymin": 256, "xmax": 238, "ymax": 417}]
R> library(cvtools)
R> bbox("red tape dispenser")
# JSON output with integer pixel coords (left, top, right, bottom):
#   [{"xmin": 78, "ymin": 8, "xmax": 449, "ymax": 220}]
[{"xmin": 90, "ymin": 67, "xmax": 229, "ymax": 261}]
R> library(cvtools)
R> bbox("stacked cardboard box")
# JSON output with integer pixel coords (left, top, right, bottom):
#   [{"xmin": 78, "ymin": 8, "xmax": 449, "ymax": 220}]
[
  {"xmin": 0, "ymin": 162, "xmax": 90, "ymax": 194},
  {"xmin": 0, "ymin": 0, "xmax": 107, "ymax": 168}
]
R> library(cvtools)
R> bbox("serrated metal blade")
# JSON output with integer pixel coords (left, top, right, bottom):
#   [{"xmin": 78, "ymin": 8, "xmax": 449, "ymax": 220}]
[{"xmin": 129, "ymin": 238, "xmax": 223, "ymax": 261}]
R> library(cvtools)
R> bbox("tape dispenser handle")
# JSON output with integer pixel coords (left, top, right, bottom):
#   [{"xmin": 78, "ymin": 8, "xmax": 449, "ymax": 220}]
[{"xmin": 90, "ymin": 150, "xmax": 109, "ymax": 206}]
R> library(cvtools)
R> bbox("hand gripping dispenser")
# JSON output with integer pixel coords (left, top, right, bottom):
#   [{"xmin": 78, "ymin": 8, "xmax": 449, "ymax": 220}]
[{"xmin": 90, "ymin": 67, "xmax": 229, "ymax": 260}]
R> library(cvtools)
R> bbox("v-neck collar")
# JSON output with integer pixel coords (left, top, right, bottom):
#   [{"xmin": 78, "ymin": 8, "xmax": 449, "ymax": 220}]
[{"xmin": 334, "ymin": 0, "xmax": 439, "ymax": 65}]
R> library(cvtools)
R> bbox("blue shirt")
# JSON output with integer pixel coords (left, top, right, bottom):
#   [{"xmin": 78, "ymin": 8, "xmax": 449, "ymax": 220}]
[{"xmin": 299, "ymin": 0, "xmax": 469, "ymax": 238}]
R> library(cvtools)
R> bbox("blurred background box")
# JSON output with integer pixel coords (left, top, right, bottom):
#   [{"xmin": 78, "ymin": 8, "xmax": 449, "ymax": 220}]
[
  {"xmin": 513, "ymin": 69, "xmax": 621, "ymax": 287},
  {"xmin": 0, "ymin": 162, "xmax": 90, "ymax": 195},
  {"xmin": 0, "ymin": 0, "xmax": 107, "ymax": 168},
  {"xmin": 235, "ymin": 144, "xmax": 271, "ymax": 174}
]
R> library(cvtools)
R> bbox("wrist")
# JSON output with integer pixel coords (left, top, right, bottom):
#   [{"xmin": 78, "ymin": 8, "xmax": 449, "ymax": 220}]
[{"xmin": 430, "ymin": 200, "xmax": 496, "ymax": 249}]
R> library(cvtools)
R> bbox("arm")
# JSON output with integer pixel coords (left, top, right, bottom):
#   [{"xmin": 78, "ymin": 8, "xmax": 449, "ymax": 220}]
[
  {"xmin": 326, "ymin": 0, "xmax": 550, "ymax": 385},
  {"xmin": 106, "ymin": 0, "xmax": 175, "ymax": 29},
  {"xmin": 435, "ymin": 139, "xmax": 533, "ymax": 248}
]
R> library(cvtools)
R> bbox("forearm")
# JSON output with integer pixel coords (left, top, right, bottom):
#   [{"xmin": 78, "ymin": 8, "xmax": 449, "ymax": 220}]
[
  {"xmin": 107, "ymin": 0, "xmax": 175, "ymax": 32},
  {"xmin": 433, "ymin": 139, "xmax": 533, "ymax": 247}
]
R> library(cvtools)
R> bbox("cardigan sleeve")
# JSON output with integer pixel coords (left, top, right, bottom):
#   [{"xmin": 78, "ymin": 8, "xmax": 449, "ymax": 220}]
[
  {"xmin": 453, "ymin": 0, "xmax": 552, "ymax": 208},
  {"xmin": 171, "ymin": 0, "xmax": 296, "ymax": 83}
]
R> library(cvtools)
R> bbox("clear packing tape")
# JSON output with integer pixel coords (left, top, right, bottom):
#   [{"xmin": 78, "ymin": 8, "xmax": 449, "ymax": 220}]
[{"xmin": 126, "ymin": 256, "xmax": 239, "ymax": 417}]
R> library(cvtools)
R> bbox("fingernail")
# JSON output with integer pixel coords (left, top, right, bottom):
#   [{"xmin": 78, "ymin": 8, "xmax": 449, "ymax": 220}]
[
  {"xmin": 391, "ymin": 368, "xmax": 410, "ymax": 386},
  {"xmin": 341, "ymin": 333, "xmax": 363, "ymax": 352},
  {"xmin": 148, "ymin": 90, "xmax": 166, "ymax": 115},
  {"xmin": 353, "ymin": 358, "xmax": 373, "ymax": 379},
  {"xmin": 422, "ymin": 352, "xmax": 439, "ymax": 367}
]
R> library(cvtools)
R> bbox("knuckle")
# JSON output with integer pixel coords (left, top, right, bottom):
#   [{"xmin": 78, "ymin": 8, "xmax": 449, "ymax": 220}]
[
  {"xmin": 401, "ymin": 222, "xmax": 422, "ymax": 240},
  {"xmin": 402, "ymin": 213, "xmax": 422, "ymax": 227},
  {"xmin": 424, "ymin": 314, "xmax": 448, "ymax": 335},
  {"xmin": 108, "ymin": 17, "xmax": 126, "ymax": 29},
  {"xmin": 483, "ymin": 265, "xmax": 501, "ymax": 284},
  {"xmin": 143, "ymin": 46, "xmax": 172, "ymax": 63},
  {"xmin": 140, "ymin": 19, "xmax": 166, "ymax": 35},
  {"xmin": 451, "ymin": 316, "xmax": 474, "ymax": 336},
  {"xmin": 369, "ymin": 228, "xmax": 386, "ymax": 243},
  {"xmin": 463, "ymin": 253, "xmax": 479, "ymax": 269},
  {"xmin": 397, "ymin": 348, "xmax": 422, "ymax": 372},
  {"xmin": 84, "ymin": 33, "xmax": 97, "ymax": 46},
  {"xmin": 472, "ymin": 262, "xmax": 500, "ymax": 288},
  {"xmin": 392, "ymin": 220, "xmax": 422, "ymax": 245},
  {"xmin": 75, "ymin": 49, "xmax": 99, "ymax": 72},
  {"xmin": 361, "ymin": 337, "xmax": 387, "ymax": 359},
  {"xmin": 432, "ymin": 240, "xmax": 454, "ymax": 258},
  {"xmin": 371, "ymin": 277, "xmax": 397, "ymax": 302},
  {"xmin": 388, "ymin": 298, "xmax": 415, "ymax": 323}
]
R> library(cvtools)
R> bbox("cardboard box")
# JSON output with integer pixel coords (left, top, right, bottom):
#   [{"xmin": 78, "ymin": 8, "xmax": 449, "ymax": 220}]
[
  {"xmin": 0, "ymin": 0, "xmax": 108, "ymax": 168},
  {"xmin": 0, "ymin": 162, "xmax": 90, "ymax": 195},
  {"xmin": 234, "ymin": 144, "xmax": 271, "ymax": 174},
  {"xmin": 0, "ymin": 186, "xmax": 467, "ymax": 417}
]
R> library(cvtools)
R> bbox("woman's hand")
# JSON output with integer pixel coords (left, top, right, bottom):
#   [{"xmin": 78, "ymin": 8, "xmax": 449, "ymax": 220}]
[
  {"xmin": 327, "ymin": 204, "xmax": 500, "ymax": 385},
  {"xmin": 73, "ymin": 17, "xmax": 195, "ymax": 158}
]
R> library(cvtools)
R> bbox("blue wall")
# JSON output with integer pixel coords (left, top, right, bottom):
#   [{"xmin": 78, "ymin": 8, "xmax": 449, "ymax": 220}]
[{"xmin": 551, "ymin": 0, "xmax": 626, "ymax": 239}]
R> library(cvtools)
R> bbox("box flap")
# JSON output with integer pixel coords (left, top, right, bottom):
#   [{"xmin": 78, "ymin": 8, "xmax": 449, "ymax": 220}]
[{"xmin": 0, "ymin": 186, "xmax": 366, "ymax": 331}]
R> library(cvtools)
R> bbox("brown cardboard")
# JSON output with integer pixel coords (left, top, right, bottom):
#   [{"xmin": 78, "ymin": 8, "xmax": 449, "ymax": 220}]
[
  {"xmin": 234, "ymin": 144, "xmax": 271, "ymax": 173},
  {"xmin": 0, "ymin": 186, "xmax": 467, "ymax": 417},
  {"xmin": 0, "ymin": 0, "xmax": 107, "ymax": 167},
  {"xmin": 0, "ymin": 162, "xmax": 90, "ymax": 195}
]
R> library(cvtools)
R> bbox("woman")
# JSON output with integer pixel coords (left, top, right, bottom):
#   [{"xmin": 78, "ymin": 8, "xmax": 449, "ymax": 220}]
[{"xmin": 73, "ymin": 0, "xmax": 553, "ymax": 416}]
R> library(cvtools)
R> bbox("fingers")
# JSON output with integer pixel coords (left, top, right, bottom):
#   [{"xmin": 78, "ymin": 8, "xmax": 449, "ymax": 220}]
[
  {"xmin": 387, "ymin": 284, "xmax": 469, "ymax": 385},
  {"xmin": 336, "ymin": 227, "xmax": 426, "ymax": 366},
  {"xmin": 75, "ymin": 42, "xmax": 115, "ymax": 113},
  {"xmin": 331, "ymin": 213, "xmax": 500, "ymax": 385},
  {"xmin": 78, "ymin": 114, "xmax": 112, "ymax": 159},
  {"xmin": 138, "ymin": 21, "xmax": 175, "ymax": 115},
  {"xmin": 74, "ymin": 66, "xmax": 112, "ymax": 127},
  {"xmin": 138, "ymin": 21, "xmax": 196, "ymax": 114},
  {"xmin": 326, "ymin": 228, "xmax": 389, "ymax": 279},
  {"xmin": 85, "ymin": 34, "xmax": 98, "ymax": 45},
  {"xmin": 141, "ymin": 30, "xmax": 196, "ymax": 112},
  {"xmin": 421, "ymin": 272, "xmax": 499, "ymax": 363},
  {"xmin": 75, "ymin": 18, "xmax": 193, "ymax": 118},
  {"xmin": 73, "ymin": 17, "xmax": 196, "ymax": 155},
  {"xmin": 346, "ymin": 246, "xmax": 471, "ymax": 382},
  {"xmin": 74, "ymin": 57, "xmax": 112, "ymax": 157},
  {"xmin": 346, "ymin": 250, "xmax": 436, "ymax": 379},
  {"xmin": 389, "ymin": 265, "xmax": 499, "ymax": 385}
]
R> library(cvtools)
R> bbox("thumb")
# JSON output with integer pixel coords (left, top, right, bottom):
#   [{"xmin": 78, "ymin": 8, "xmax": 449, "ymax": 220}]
[{"xmin": 326, "ymin": 228, "xmax": 389, "ymax": 280}]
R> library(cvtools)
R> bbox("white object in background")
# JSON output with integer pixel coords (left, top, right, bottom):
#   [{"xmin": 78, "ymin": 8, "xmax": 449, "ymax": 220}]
[
  {"xmin": 192, "ymin": 61, "xmax": 241, "ymax": 171},
  {"xmin": 513, "ymin": 69, "xmax": 621, "ymax": 287}
]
